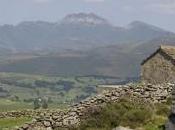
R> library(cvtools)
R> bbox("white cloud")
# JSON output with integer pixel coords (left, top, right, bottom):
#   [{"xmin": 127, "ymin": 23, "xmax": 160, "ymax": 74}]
[
  {"xmin": 84, "ymin": 0, "xmax": 105, "ymax": 3},
  {"xmin": 122, "ymin": 5, "xmax": 135, "ymax": 12},
  {"xmin": 33, "ymin": 0, "xmax": 52, "ymax": 3},
  {"xmin": 117, "ymin": 0, "xmax": 175, "ymax": 15},
  {"xmin": 33, "ymin": 0, "xmax": 105, "ymax": 4},
  {"xmin": 148, "ymin": 0, "xmax": 175, "ymax": 14}
]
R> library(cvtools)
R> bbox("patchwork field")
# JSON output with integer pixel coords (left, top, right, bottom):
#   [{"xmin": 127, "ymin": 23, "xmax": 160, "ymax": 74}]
[{"xmin": 0, "ymin": 72, "xmax": 123, "ymax": 111}]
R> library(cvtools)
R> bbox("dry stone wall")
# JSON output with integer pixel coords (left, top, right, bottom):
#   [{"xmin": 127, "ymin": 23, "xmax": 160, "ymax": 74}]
[
  {"xmin": 0, "ymin": 110, "xmax": 61, "ymax": 119},
  {"xmin": 16, "ymin": 83, "xmax": 173, "ymax": 130}
]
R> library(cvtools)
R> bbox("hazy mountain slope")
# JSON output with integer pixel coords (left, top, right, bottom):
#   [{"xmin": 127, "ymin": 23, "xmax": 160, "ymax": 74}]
[
  {"xmin": 133, "ymin": 34, "xmax": 175, "ymax": 56},
  {"xmin": 0, "ymin": 55, "xmax": 109, "ymax": 76},
  {"xmin": 0, "ymin": 38, "xmax": 175, "ymax": 78},
  {"xmin": 0, "ymin": 45, "xmax": 144, "ymax": 78},
  {"xmin": 124, "ymin": 21, "xmax": 172, "ymax": 43},
  {"xmin": 0, "ymin": 13, "xmax": 173, "ymax": 52}
]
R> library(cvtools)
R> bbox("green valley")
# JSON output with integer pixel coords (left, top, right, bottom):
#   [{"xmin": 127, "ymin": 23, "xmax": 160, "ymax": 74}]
[{"xmin": 0, "ymin": 72, "xmax": 121, "ymax": 111}]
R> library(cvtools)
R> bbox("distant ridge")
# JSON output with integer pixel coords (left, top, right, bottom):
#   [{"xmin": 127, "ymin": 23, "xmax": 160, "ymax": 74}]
[
  {"xmin": 0, "ymin": 13, "xmax": 174, "ymax": 78},
  {"xmin": 127, "ymin": 21, "xmax": 165, "ymax": 32},
  {"xmin": 0, "ymin": 13, "xmax": 173, "ymax": 52}
]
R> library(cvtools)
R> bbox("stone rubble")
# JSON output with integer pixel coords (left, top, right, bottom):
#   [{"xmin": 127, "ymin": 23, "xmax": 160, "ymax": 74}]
[
  {"xmin": 14, "ymin": 83, "xmax": 173, "ymax": 130},
  {"xmin": 0, "ymin": 109, "xmax": 62, "ymax": 119}
]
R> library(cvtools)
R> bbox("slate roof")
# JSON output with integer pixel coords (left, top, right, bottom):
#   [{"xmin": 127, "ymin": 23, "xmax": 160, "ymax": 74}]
[
  {"xmin": 141, "ymin": 45, "xmax": 175, "ymax": 65},
  {"xmin": 160, "ymin": 45, "xmax": 175, "ymax": 60}
]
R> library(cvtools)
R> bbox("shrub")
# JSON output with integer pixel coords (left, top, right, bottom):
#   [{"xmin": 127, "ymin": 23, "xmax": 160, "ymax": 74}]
[
  {"xmin": 78, "ymin": 98, "xmax": 154, "ymax": 129},
  {"xmin": 33, "ymin": 99, "xmax": 41, "ymax": 110},
  {"xmin": 42, "ymin": 99, "xmax": 48, "ymax": 109},
  {"xmin": 155, "ymin": 103, "xmax": 170, "ymax": 116},
  {"xmin": 121, "ymin": 109, "xmax": 152, "ymax": 128},
  {"xmin": 166, "ymin": 97, "xmax": 172, "ymax": 105}
]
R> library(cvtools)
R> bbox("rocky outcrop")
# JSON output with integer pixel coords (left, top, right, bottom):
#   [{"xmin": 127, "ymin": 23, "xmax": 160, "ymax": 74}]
[{"xmin": 16, "ymin": 83, "xmax": 173, "ymax": 130}]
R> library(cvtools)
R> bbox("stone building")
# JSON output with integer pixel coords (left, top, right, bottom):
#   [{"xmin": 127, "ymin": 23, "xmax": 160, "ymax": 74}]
[
  {"xmin": 141, "ymin": 45, "xmax": 175, "ymax": 84},
  {"xmin": 165, "ymin": 84, "xmax": 175, "ymax": 130}
]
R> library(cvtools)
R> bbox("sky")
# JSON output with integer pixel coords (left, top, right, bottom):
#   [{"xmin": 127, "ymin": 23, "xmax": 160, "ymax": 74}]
[{"xmin": 0, "ymin": 0, "xmax": 175, "ymax": 32}]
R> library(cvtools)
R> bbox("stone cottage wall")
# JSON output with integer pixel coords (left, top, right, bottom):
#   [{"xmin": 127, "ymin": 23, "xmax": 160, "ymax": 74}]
[
  {"xmin": 16, "ymin": 83, "xmax": 174, "ymax": 130},
  {"xmin": 141, "ymin": 51, "xmax": 175, "ymax": 84}
]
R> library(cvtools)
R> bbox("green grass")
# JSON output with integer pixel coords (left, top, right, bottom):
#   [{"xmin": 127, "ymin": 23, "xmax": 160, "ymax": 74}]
[
  {"xmin": 77, "ymin": 97, "xmax": 170, "ymax": 130},
  {"xmin": 144, "ymin": 116, "xmax": 167, "ymax": 130},
  {"xmin": 0, "ymin": 117, "xmax": 32, "ymax": 130},
  {"xmin": 0, "ymin": 98, "xmax": 69, "ymax": 112},
  {"xmin": 0, "ymin": 99, "xmax": 33, "ymax": 112}
]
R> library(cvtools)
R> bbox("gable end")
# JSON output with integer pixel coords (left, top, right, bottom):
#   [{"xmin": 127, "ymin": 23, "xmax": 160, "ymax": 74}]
[{"xmin": 141, "ymin": 47, "xmax": 175, "ymax": 66}]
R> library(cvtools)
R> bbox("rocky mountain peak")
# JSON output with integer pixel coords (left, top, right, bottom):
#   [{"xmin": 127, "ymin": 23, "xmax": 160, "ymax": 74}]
[{"xmin": 61, "ymin": 13, "xmax": 110, "ymax": 25}]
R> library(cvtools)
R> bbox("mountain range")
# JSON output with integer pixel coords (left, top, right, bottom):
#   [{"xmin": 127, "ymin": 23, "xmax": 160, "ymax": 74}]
[{"xmin": 0, "ymin": 13, "xmax": 175, "ymax": 79}]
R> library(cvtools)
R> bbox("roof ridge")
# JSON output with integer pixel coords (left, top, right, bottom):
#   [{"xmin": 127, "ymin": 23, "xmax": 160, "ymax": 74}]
[
  {"xmin": 141, "ymin": 45, "xmax": 175, "ymax": 65},
  {"xmin": 160, "ymin": 45, "xmax": 175, "ymax": 49}
]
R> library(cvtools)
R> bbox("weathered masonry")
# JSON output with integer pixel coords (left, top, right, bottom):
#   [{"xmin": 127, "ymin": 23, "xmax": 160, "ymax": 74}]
[
  {"xmin": 141, "ymin": 45, "xmax": 175, "ymax": 84},
  {"xmin": 165, "ymin": 85, "xmax": 175, "ymax": 130}
]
